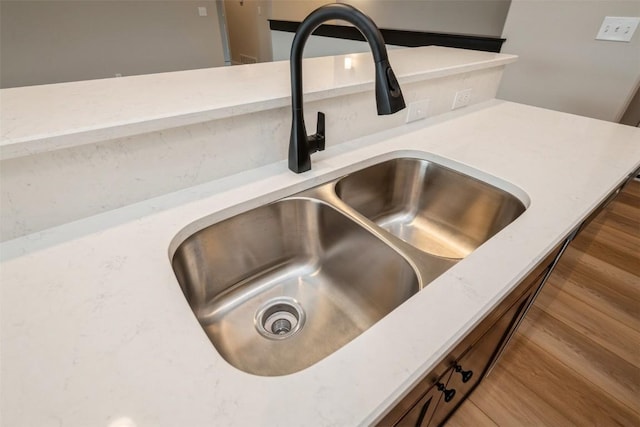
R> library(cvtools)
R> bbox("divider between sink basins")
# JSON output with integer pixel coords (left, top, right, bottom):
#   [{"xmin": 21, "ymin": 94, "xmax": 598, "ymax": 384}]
[{"xmin": 294, "ymin": 183, "xmax": 460, "ymax": 287}]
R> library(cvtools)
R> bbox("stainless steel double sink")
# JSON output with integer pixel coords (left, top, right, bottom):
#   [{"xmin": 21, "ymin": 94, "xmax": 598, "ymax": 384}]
[{"xmin": 171, "ymin": 158, "xmax": 526, "ymax": 376}]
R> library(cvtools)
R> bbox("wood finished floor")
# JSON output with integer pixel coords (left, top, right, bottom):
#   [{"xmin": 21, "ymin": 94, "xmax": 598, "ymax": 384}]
[{"xmin": 446, "ymin": 180, "xmax": 640, "ymax": 426}]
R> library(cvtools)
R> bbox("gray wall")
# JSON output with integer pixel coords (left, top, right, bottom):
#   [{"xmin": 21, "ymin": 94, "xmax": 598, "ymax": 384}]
[
  {"xmin": 270, "ymin": 0, "xmax": 512, "ymax": 62},
  {"xmin": 271, "ymin": 0, "xmax": 512, "ymax": 36},
  {"xmin": 620, "ymin": 83, "xmax": 640, "ymax": 127},
  {"xmin": 340, "ymin": 0, "xmax": 511, "ymax": 37},
  {"xmin": 1, "ymin": 0, "xmax": 227, "ymax": 88},
  {"xmin": 498, "ymin": 0, "xmax": 640, "ymax": 122}
]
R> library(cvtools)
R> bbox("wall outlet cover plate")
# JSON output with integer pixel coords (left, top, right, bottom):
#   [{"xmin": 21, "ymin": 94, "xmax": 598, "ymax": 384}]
[
  {"xmin": 596, "ymin": 16, "xmax": 639, "ymax": 42},
  {"xmin": 452, "ymin": 89, "xmax": 472, "ymax": 110},
  {"xmin": 406, "ymin": 99, "xmax": 430, "ymax": 123}
]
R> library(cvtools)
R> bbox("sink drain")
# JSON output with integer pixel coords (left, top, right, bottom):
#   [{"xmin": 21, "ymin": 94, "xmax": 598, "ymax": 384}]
[{"xmin": 255, "ymin": 297, "xmax": 305, "ymax": 340}]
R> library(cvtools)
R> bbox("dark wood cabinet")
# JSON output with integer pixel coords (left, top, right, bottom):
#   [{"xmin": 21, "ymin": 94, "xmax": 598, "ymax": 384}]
[
  {"xmin": 376, "ymin": 245, "xmax": 562, "ymax": 427},
  {"xmin": 395, "ymin": 371, "xmax": 450, "ymax": 427},
  {"xmin": 376, "ymin": 172, "xmax": 638, "ymax": 427},
  {"xmin": 431, "ymin": 283, "xmax": 536, "ymax": 426}
]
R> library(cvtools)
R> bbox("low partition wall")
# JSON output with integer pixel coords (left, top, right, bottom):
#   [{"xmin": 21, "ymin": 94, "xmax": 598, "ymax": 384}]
[
  {"xmin": 0, "ymin": 51, "xmax": 511, "ymax": 241},
  {"xmin": 270, "ymin": 20, "xmax": 506, "ymax": 62}
]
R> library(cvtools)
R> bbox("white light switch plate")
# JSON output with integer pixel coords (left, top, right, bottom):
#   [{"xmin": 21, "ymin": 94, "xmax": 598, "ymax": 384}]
[{"xmin": 596, "ymin": 16, "xmax": 639, "ymax": 42}]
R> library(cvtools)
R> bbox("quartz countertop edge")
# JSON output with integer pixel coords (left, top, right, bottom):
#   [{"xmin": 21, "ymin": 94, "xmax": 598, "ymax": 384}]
[
  {"xmin": 0, "ymin": 46, "xmax": 516, "ymax": 160},
  {"xmin": 2, "ymin": 99, "xmax": 639, "ymax": 427}
]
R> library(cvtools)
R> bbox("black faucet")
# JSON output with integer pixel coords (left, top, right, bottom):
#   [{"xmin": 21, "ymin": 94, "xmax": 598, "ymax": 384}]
[{"xmin": 288, "ymin": 3, "xmax": 406, "ymax": 173}]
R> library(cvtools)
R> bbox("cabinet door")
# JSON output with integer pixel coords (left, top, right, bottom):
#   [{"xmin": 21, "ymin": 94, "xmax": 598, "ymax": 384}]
[
  {"xmin": 429, "ymin": 289, "xmax": 534, "ymax": 426},
  {"xmin": 484, "ymin": 269, "xmax": 548, "ymax": 377},
  {"xmin": 396, "ymin": 370, "xmax": 452, "ymax": 427}
]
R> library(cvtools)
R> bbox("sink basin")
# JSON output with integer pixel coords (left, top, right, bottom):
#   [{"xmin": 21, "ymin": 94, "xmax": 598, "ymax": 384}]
[
  {"xmin": 172, "ymin": 198, "xmax": 419, "ymax": 376},
  {"xmin": 335, "ymin": 158, "xmax": 526, "ymax": 259},
  {"xmin": 171, "ymin": 156, "xmax": 527, "ymax": 376}
]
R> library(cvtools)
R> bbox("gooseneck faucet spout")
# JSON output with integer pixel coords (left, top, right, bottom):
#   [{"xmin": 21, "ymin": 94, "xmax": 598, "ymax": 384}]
[{"xmin": 288, "ymin": 3, "xmax": 406, "ymax": 173}]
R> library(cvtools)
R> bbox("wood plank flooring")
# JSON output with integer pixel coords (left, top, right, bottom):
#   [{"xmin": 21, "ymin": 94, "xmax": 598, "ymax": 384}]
[{"xmin": 446, "ymin": 180, "xmax": 640, "ymax": 426}]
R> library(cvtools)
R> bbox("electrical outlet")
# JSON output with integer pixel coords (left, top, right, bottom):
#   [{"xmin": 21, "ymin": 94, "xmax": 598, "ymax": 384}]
[
  {"xmin": 452, "ymin": 89, "xmax": 472, "ymax": 110},
  {"xmin": 406, "ymin": 99, "xmax": 430, "ymax": 123},
  {"xmin": 198, "ymin": 6, "xmax": 208, "ymax": 17},
  {"xmin": 596, "ymin": 16, "xmax": 639, "ymax": 42}
]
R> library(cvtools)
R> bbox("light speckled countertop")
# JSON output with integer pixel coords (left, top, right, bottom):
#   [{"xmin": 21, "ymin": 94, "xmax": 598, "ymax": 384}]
[
  {"xmin": 2, "ymin": 97, "xmax": 639, "ymax": 426},
  {"xmin": 0, "ymin": 46, "xmax": 515, "ymax": 160}
]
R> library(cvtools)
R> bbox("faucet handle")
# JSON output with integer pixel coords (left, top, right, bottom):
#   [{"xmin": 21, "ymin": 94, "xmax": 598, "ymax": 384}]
[
  {"xmin": 308, "ymin": 111, "xmax": 325, "ymax": 153},
  {"xmin": 317, "ymin": 111, "xmax": 325, "ymax": 147}
]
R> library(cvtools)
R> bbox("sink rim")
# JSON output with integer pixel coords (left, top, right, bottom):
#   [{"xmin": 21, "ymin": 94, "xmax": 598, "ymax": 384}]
[{"xmin": 168, "ymin": 151, "xmax": 531, "ymax": 261}]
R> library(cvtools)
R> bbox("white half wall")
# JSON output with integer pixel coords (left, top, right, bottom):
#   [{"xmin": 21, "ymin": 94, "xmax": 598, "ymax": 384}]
[
  {"xmin": 497, "ymin": 0, "xmax": 640, "ymax": 122},
  {"xmin": 271, "ymin": 31, "xmax": 402, "ymax": 62},
  {"xmin": 0, "ymin": 0, "xmax": 227, "ymax": 88},
  {"xmin": 0, "ymin": 62, "xmax": 507, "ymax": 240}
]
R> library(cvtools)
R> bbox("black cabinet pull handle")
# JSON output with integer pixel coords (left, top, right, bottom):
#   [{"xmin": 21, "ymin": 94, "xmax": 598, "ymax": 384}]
[
  {"xmin": 436, "ymin": 383, "xmax": 456, "ymax": 402},
  {"xmin": 415, "ymin": 397, "xmax": 433, "ymax": 426},
  {"xmin": 455, "ymin": 364, "xmax": 473, "ymax": 383}
]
